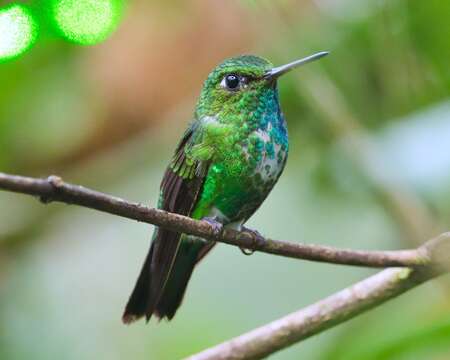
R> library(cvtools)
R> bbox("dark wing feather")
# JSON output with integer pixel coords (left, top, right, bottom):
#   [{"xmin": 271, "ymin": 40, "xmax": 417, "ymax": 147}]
[{"xmin": 123, "ymin": 123, "xmax": 210, "ymax": 322}]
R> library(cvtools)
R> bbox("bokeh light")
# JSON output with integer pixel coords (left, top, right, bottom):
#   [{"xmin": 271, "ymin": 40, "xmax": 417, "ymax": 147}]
[
  {"xmin": 52, "ymin": 0, "xmax": 122, "ymax": 45},
  {"xmin": 0, "ymin": 4, "xmax": 37, "ymax": 62}
]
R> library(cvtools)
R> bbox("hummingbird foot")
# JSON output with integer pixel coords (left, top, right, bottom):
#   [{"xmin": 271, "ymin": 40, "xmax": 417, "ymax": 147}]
[
  {"xmin": 202, "ymin": 217, "xmax": 224, "ymax": 238},
  {"xmin": 239, "ymin": 227, "xmax": 265, "ymax": 256}
]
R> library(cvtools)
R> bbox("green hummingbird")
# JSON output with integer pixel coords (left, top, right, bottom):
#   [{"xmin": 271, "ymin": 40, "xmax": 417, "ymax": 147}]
[{"xmin": 122, "ymin": 51, "xmax": 328, "ymax": 323}]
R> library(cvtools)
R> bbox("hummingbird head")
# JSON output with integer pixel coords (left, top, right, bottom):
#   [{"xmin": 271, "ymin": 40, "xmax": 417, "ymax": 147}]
[{"xmin": 195, "ymin": 51, "xmax": 328, "ymax": 121}]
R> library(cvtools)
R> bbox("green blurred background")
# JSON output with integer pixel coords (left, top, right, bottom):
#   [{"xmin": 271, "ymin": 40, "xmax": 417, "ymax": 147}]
[{"xmin": 1, "ymin": 0, "xmax": 450, "ymax": 359}]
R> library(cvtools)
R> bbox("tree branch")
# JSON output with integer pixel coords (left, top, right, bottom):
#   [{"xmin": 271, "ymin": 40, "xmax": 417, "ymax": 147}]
[
  {"xmin": 0, "ymin": 172, "xmax": 433, "ymax": 268},
  {"xmin": 1, "ymin": 171, "xmax": 449, "ymax": 359},
  {"xmin": 186, "ymin": 233, "xmax": 450, "ymax": 360}
]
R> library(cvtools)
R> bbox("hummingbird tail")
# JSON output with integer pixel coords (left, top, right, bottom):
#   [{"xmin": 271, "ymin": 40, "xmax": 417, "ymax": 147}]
[
  {"xmin": 153, "ymin": 242, "xmax": 199, "ymax": 320},
  {"xmin": 122, "ymin": 241, "xmax": 155, "ymax": 324},
  {"xmin": 154, "ymin": 240, "xmax": 216, "ymax": 319},
  {"xmin": 122, "ymin": 233, "xmax": 213, "ymax": 323}
]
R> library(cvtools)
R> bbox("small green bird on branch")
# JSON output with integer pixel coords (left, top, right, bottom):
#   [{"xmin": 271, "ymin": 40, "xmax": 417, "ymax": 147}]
[{"xmin": 122, "ymin": 52, "xmax": 329, "ymax": 323}]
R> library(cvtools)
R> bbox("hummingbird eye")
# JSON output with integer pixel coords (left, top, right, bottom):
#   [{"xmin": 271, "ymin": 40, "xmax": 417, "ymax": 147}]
[{"xmin": 222, "ymin": 74, "xmax": 241, "ymax": 91}]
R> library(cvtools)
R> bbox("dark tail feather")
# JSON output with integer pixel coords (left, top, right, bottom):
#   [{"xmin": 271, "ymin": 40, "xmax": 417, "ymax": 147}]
[
  {"xmin": 154, "ymin": 242, "xmax": 200, "ymax": 320},
  {"xmin": 122, "ymin": 242, "xmax": 154, "ymax": 324},
  {"xmin": 122, "ymin": 226, "xmax": 182, "ymax": 323},
  {"xmin": 156, "ymin": 241, "xmax": 217, "ymax": 319},
  {"xmin": 122, "ymin": 230, "xmax": 210, "ymax": 323}
]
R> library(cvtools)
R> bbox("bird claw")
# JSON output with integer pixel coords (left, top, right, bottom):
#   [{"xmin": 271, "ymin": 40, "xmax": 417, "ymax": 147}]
[
  {"xmin": 240, "ymin": 247, "xmax": 255, "ymax": 256},
  {"xmin": 202, "ymin": 217, "xmax": 223, "ymax": 238},
  {"xmin": 239, "ymin": 227, "xmax": 265, "ymax": 256}
]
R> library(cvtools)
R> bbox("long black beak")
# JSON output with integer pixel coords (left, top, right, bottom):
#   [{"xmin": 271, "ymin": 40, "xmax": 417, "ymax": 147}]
[{"xmin": 265, "ymin": 51, "xmax": 329, "ymax": 80}]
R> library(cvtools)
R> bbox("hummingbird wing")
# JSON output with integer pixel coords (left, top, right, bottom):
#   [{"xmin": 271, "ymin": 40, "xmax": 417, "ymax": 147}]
[
  {"xmin": 123, "ymin": 121, "xmax": 211, "ymax": 322},
  {"xmin": 151, "ymin": 125, "xmax": 209, "ymax": 300}
]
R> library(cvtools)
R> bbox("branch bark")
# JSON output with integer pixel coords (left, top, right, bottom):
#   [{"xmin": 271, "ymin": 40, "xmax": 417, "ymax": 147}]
[
  {"xmin": 186, "ymin": 268, "xmax": 429, "ymax": 360},
  {"xmin": 0, "ymin": 172, "xmax": 432, "ymax": 268},
  {"xmin": 186, "ymin": 233, "xmax": 450, "ymax": 360}
]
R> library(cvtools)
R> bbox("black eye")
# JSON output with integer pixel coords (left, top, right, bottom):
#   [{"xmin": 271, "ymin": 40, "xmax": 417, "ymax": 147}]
[{"xmin": 224, "ymin": 74, "xmax": 240, "ymax": 90}]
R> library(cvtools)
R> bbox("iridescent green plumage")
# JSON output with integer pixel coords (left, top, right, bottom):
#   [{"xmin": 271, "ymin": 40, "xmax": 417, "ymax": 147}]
[{"xmin": 123, "ymin": 52, "xmax": 328, "ymax": 323}]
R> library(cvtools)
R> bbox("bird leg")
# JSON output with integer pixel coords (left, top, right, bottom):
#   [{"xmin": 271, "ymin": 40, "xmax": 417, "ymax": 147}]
[
  {"xmin": 201, "ymin": 217, "xmax": 224, "ymax": 238},
  {"xmin": 239, "ymin": 226, "xmax": 265, "ymax": 256},
  {"xmin": 202, "ymin": 217, "xmax": 264, "ymax": 256}
]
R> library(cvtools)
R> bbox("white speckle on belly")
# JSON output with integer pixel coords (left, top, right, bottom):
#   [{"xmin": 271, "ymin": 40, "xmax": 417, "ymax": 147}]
[
  {"xmin": 255, "ymin": 129, "xmax": 270, "ymax": 142},
  {"xmin": 253, "ymin": 129, "xmax": 285, "ymax": 182}
]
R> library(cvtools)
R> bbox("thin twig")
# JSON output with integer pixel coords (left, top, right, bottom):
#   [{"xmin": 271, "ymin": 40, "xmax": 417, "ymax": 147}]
[
  {"xmin": 0, "ymin": 172, "xmax": 432, "ymax": 268},
  {"xmin": 186, "ymin": 233, "xmax": 450, "ymax": 360}
]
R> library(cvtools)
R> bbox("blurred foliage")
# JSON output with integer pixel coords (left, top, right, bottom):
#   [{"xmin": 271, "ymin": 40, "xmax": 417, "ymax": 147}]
[{"xmin": 0, "ymin": 0, "xmax": 449, "ymax": 359}]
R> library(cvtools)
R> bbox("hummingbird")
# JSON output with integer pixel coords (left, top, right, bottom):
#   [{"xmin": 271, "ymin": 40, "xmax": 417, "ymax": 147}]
[{"xmin": 122, "ymin": 51, "xmax": 329, "ymax": 323}]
